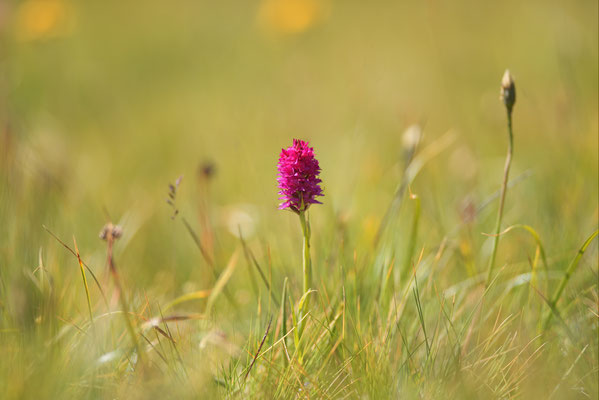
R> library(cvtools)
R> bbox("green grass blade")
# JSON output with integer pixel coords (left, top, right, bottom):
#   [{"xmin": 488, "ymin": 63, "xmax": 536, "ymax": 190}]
[{"xmin": 542, "ymin": 229, "xmax": 598, "ymax": 331}]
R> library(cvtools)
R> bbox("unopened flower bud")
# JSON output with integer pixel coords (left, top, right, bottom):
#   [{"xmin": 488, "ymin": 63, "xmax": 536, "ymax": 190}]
[{"xmin": 500, "ymin": 69, "xmax": 516, "ymax": 113}]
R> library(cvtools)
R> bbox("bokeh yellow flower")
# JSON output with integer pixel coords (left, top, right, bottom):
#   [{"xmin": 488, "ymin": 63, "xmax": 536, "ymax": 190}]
[
  {"xmin": 15, "ymin": 0, "xmax": 73, "ymax": 41},
  {"xmin": 257, "ymin": 0, "xmax": 327, "ymax": 35}
]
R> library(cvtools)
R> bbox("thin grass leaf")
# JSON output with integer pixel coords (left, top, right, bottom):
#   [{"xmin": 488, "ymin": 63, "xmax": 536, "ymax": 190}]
[
  {"xmin": 543, "ymin": 229, "xmax": 598, "ymax": 331},
  {"xmin": 206, "ymin": 249, "xmax": 240, "ymax": 314},
  {"xmin": 162, "ymin": 289, "xmax": 211, "ymax": 312},
  {"xmin": 73, "ymin": 236, "xmax": 94, "ymax": 331}
]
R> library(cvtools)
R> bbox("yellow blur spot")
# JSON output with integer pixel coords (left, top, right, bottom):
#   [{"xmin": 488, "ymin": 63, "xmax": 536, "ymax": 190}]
[
  {"xmin": 15, "ymin": 0, "xmax": 73, "ymax": 41},
  {"xmin": 258, "ymin": 0, "xmax": 326, "ymax": 35},
  {"xmin": 362, "ymin": 215, "xmax": 378, "ymax": 243},
  {"xmin": 459, "ymin": 239, "xmax": 471, "ymax": 257}
]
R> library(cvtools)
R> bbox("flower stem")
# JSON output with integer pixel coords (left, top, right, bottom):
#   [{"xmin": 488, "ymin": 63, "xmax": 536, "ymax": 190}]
[
  {"xmin": 486, "ymin": 108, "xmax": 514, "ymax": 285},
  {"xmin": 298, "ymin": 210, "xmax": 311, "ymax": 338},
  {"xmin": 299, "ymin": 211, "xmax": 312, "ymax": 295}
]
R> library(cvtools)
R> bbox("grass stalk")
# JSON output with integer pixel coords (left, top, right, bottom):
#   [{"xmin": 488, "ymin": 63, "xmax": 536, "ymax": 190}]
[
  {"xmin": 102, "ymin": 225, "xmax": 143, "ymax": 362},
  {"xmin": 486, "ymin": 72, "xmax": 516, "ymax": 286},
  {"xmin": 402, "ymin": 193, "xmax": 421, "ymax": 282}
]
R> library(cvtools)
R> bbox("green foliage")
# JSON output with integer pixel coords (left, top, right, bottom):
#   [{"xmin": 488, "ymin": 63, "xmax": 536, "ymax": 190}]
[{"xmin": 0, "ymin": 1, "xmax": 597, "ymax": 399}]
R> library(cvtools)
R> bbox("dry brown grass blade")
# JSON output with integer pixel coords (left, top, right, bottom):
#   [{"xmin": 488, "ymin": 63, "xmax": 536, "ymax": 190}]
[
  {"xmin": 140, "ymin": 313, "xmax": 206, "ymax": 332},
  {"xmin": 243, "ymin": 315, "xmax": 273, "ymax": 382}
]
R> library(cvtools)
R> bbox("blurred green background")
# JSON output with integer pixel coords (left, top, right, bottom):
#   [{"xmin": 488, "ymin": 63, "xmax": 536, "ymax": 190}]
[
  {"xmin": 0, "ymin": 1, "xmax": 598, "ymax": 398},
  {"xmin": 1, "ymin": 0, "xmax": 597, "ymax": 326}
]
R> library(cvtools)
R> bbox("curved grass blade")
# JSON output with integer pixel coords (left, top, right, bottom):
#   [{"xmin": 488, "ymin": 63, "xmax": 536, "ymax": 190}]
[
  {"xmin": 73, "ymin": 236, "xmax": 94, "ymax": 330},
  {"xmin": 486, "ymin": 224, "xmax": 550, "ymax": 291},
  {"xmin": 542, "ymin": 229, "xmax": 598, "ymax": 331},
  {"xmin": 162, "ymin": 289, "xmax": 211, "ymax": 312}
]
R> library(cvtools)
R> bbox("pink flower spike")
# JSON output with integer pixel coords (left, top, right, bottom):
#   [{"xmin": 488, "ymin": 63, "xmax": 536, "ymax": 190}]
[{"xmin": 277, "ymin": 139, "xmax": 323, "ymax": 213}]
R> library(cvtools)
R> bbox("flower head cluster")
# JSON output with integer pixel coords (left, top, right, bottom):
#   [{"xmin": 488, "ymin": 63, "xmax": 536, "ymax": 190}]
[{"xmin": 277, "ymin": 139, "xmax": 323, "ymax": 213}]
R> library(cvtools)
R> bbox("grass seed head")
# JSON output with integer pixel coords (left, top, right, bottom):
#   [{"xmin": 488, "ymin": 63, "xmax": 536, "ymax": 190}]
[{"xmin": 99, "ymin": 223, "xmax": 122, "ymax": 241}]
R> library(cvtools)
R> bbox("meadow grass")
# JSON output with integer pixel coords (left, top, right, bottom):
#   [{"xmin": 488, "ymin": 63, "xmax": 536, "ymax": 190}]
[{"xmin": 1, "ymin": 1, "xmax": 598, "ymax": 399}]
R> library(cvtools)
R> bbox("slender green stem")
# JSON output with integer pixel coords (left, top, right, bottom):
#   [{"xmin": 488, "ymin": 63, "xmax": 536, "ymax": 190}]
[
  {"xmin": 486, "ymin": 109, "xmax": 514, "ymax": 285},
  {"xmin": 378, "ymin": 194, "xmax": 420, "ymax": 306},
  {"xmin": 299, "ymin": 211, "xmax": 312, "ymax": 295},
  {"xmin": 280, "ymin": 277, "xmax": 289, "ymax": 366},
  {"xmin": 402, "ymin": 194, "xmax": 421, "ymax": 281},
  {"xmin": 297, "ymin": 210, "xmax": 312, "ymax": 339}
]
